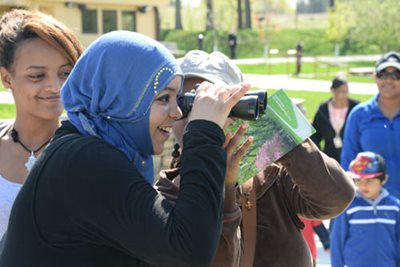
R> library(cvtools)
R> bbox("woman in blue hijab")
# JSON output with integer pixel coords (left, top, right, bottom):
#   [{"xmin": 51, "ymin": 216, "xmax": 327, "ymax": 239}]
[{"xmin": 0, "ymin": 31, "xmax": 249, "ymax": 266}]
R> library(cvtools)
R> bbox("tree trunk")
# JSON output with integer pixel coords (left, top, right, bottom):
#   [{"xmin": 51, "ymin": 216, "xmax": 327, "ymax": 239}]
[
  {"xmin": 206, "ymin": 0, "xmax": 214, "ymax": 30},
  {"xmin": 154, "ymin": 6, "xmax": 160, "ymax": 40},
  {"xmin": 237, "ymin": 0, "xmax": 243, "ymax": 29},
  {"xmin": 244, "ymin": 0, "xmax": 251, "ymax": 29},
  {"xmin": 175, "ymin": 0, "xmax": 183, "ymax": 30}
]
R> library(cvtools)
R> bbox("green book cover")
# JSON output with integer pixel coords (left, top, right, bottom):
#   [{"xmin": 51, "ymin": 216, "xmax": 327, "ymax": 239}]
[{"xmin": 227, "ymin": 89, "xmax": 316, "ymax": 184}]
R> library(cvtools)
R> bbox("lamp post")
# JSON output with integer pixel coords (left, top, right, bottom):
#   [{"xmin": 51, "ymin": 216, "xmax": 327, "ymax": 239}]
[
  {"xmin": 198, "ymin": 33, "xmax": 204, "ymax": 50},
  {"xmin": 257, "ymin": 15, "xmax": 267, "ymax": 64},
  {"xmin": 268, "ymin": 49, "xmax": 279, "ymax": 74}
]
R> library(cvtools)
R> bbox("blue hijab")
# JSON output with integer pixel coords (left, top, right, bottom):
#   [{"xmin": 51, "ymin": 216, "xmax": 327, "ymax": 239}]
[{"xmin": 61, "ymin": 31, "xmax": 182, "ymax": 183}]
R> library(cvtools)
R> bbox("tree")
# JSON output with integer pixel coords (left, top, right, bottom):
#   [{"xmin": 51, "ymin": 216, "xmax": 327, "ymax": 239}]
[
  {"xmin": 174, "ymin": 0, "xmax": 183, "ymax": 29},
  {"xmin": 353, "ymin": 0, "xmax": 400, "ymax": 52},
  {"xmin": 244, "ymin": 0, "xmax": 251, "ymax": 29},
  {"xmin": 154, "ymin": 6, "xmax": 161, "ymax": 40},
  {"xmin": 326, "ymin": 1, "xmax": 353, "ymax": 42},
  {"xmin": 328, "ymin": 0, "xmax": 400, "ymax": 53},
  {"xmin": 326, "ymin": 1, "xmax": 353, "ymax": 55},
  {"xmin": 237, "ymin": 0, "xmax": 243, "ymax": 29},
  {"xmin": 206, "ymin": 0, "xmax": 214, "ymax": 30}
]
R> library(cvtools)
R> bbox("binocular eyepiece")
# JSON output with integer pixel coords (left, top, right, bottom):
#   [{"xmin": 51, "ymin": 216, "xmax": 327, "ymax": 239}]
[{"xmin": 177, "ymin": 89, "xmax": 267, "ymax": 121}]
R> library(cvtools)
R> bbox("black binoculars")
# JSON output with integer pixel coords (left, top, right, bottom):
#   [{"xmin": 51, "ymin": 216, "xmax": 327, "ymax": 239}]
[{"xmin": 178, "ymin": 89, "xmax": 267, "ymax": 121}]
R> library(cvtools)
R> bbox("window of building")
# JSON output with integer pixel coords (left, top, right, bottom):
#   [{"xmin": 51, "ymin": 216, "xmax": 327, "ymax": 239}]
[
  {"xmin": 103, "ymin": 10, "xmax": 117, "ymax": 33},
  {"xmin": 122, "ymin": 11, "xmax": 136, "ymax": 32},
  {"xmin": 82, "ymin": 9, "xmax": 98, "ymax": 34}
]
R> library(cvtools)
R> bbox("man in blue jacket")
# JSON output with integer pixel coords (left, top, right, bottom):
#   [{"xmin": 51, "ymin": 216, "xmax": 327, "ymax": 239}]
[{"xmin": 341, "ymin": 51, "xmax": 400, "ymax": 198}]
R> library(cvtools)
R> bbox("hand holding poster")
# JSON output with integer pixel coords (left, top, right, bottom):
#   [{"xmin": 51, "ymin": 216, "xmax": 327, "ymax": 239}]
[{"xmin": 227, "ymin": 89, "xmax": 316, "ymax": 184}]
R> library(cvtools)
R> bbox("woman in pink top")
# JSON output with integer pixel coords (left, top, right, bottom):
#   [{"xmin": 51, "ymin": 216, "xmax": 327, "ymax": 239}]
[{"xmin": 311, "ymin": 75, "xmax": 359, "ymax": 162}]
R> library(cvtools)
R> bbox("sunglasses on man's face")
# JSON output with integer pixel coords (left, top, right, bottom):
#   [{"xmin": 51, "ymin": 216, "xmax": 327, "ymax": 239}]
[{"xmin": 376, "ymin": 70, "xmax": 400, "ymax": 81}]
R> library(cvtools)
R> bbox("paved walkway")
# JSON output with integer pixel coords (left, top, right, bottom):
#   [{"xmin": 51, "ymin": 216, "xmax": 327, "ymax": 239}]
[
  {"xmin": 316, "ymin": 236, "xmax": 331, "ymax": 267},
  {"xmin": 244, "ymin": 74, "xmax": 377, "ymax": 95},
  {"xmin": 232, "ymin": 54, "xmax": 379, "ymax": 96},
  {"xmin": 233, "ymin": 54, "xmax": 378, "ymax": 96}
]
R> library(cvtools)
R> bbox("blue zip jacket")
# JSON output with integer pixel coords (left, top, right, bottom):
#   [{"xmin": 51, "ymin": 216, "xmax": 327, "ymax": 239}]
[
  {"xmin": 341, "ymin": 95, "xmax": 400, "ymax": 198},
  {"xmin": 330, "ymin": 189, "xmax": 400, "ymax": 267}
]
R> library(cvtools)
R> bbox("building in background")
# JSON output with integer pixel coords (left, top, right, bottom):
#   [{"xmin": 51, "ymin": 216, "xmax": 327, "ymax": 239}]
[{"xmin": 0, "ymin": 0, "xmax": 169, "ymax": 47}]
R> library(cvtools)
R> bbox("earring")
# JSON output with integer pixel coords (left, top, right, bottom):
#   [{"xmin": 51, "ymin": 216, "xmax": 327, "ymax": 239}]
[
  {"xmin": 170, "ymin": 143, "xmax": 181, "ymax": 169},
  {"xmin": 171, "ymin": 143, "xmax": 180, "ymax": 158}
]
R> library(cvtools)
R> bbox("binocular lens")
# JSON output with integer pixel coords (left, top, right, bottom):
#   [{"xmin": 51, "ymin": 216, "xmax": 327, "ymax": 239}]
[
  {"xmin": 229, "ymin": 95, "xmax": 259, "ymax": 120},
  {"xmin": 245, "ymin": 90, "xmax": 267, "ymax": 113},
  {"xmin": 177, "ymin": 89, "xmax": 267, "ymax": 121}
]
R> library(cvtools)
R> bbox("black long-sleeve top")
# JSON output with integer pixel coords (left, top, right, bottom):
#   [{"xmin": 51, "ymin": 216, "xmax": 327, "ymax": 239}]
[
  {"xmin": 0, "ymin": 120, "xmax": 226, "ymax": 267},
  {"xmin": 311, "ymin": 98, "xmax": 359, "ymax": 162}
]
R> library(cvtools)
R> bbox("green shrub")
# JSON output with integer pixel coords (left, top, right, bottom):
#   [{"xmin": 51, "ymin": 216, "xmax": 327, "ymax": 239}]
[{"xmin": 161, "ymin": 28, "xmax": 379, "ymax": 58}]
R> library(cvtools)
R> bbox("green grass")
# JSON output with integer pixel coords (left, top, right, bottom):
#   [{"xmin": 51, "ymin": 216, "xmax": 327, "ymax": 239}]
[
  {"xmin": 238, "ymin": 61, "xmax": 375, "ymax": 83},
  {"xmin": 0, "ymin": 104, "xmax": 16, "ymax": 118}
]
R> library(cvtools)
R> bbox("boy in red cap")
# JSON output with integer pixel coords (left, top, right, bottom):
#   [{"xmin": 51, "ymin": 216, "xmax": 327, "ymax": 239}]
[{"xmin": 331, "ymin": 151, "xmax": 400, "ymax": 267}]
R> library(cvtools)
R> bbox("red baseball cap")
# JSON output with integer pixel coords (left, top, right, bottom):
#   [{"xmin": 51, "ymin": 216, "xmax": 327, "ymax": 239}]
[{"xmin": 347, "ymin": 152, "xmax": 386, "ymax": 179}]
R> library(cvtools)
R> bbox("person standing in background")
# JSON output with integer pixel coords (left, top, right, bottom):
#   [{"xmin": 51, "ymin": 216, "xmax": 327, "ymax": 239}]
[
  {"xmin": 0, "ymin": 9, "xmax": 82, "ymax": 238},
  {"xmin": 295, "ymin": 41, "xmax": 303, "ymax": 75},
  {"xmin": 228, "ymin": 31, "xmax": 237, "ymax": 59},
  {"xmin": 311, "ymin": 75, "xmax": 359, "ymax": 162},
  {"xmin": 341, "ymin": 51, "xmax": 400, "ymax": 198}
]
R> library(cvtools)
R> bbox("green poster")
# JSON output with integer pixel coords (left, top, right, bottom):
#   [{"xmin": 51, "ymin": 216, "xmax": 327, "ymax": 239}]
[{"xmin": 227, "ymin": 89, "xmax": 316, "ymax": 184}]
